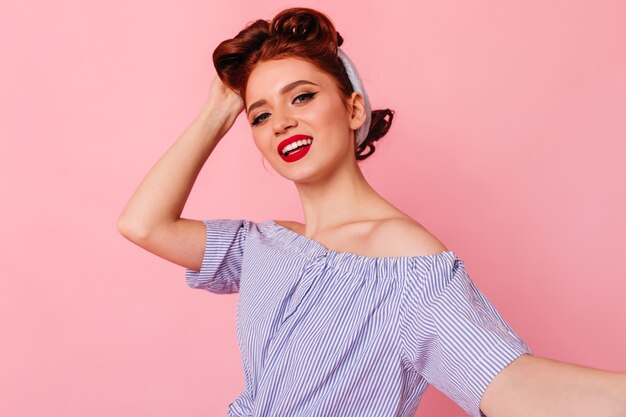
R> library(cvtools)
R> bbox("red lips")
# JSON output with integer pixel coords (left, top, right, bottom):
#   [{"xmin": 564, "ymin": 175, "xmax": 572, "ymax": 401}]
[{"xmin": 277, "ymin": 134, "xmax": 313, "ymax": 163}]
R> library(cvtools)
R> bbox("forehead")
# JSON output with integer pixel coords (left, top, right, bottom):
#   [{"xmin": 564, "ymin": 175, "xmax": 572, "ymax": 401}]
[{"xmin": 245, "ymin": 57, "xmax": 333, "ymax": 100}]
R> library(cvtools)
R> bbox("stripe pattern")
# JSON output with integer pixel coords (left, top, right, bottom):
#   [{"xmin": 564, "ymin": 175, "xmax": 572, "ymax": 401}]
[{"xmin": 186, "ymin": 219, "xmax": 532, "ymax": 417}]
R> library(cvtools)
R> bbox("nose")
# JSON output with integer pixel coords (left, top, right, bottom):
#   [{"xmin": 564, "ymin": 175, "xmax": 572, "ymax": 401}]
[{"xmin": 272, "ymin": 108, "xmax": 297, "ymax": 135}]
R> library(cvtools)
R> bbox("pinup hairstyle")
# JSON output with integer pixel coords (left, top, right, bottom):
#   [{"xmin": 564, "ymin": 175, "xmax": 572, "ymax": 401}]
[{"xmin": 212, "ymin": 7, "xmax": 394, "ymax": 160}]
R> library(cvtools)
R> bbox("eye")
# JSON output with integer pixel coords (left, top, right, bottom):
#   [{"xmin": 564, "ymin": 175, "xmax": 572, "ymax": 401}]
[
  {"xmin": 293, "ymin": 92, "xmax": 317, "ymax": 104},
  {"xmin": 251, "ymin": 112, "xmax": 269, "ymax": 126},
  {"xmin": 250, "ymin": 92, "xmax": 318, "ymax": 126}
]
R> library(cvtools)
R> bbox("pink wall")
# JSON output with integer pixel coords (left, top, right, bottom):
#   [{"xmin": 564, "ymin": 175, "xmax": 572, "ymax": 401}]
[{"xmin": 2, "ymin": 1, "xmax": 625, "ymax": 416}]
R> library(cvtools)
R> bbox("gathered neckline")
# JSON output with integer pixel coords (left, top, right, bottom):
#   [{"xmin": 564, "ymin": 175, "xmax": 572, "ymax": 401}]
[{"xmin": 265, "ymin": 219, "xmax": 456, "ymax": 262}]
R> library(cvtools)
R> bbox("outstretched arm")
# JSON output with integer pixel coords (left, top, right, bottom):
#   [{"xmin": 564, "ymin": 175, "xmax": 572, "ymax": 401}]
[{"xmin": 480, "ymin": 354, "xmax": 626, "ymax": 417}]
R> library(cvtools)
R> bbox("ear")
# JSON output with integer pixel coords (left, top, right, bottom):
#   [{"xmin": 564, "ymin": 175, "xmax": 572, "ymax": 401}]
[{"xmin": 347, "ymin": 92, "xmax": 367, "ymax": 131}]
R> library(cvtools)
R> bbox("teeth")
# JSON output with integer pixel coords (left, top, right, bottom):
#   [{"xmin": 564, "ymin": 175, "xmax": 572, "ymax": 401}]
[{"xmin": 281, "ymin": 138, "xmax": 312, "ymax": 155}]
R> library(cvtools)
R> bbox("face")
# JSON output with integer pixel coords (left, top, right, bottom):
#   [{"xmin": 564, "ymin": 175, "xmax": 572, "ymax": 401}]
[{"xmin": 244, "ymin": 57, "xmax": 366, "ymax": 183}]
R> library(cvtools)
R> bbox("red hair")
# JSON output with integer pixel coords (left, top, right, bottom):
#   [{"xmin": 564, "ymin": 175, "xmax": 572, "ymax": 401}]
[{"xmin": 213, "ymin": 7, "xmax": 394, "ymax": 160}]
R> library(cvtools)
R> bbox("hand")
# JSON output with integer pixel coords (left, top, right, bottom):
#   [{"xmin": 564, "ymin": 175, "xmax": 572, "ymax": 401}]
[
  {"xmin": 198, "ymin": 75, "xmax": 245, "ymax": 141},
  {"xmin": 207, "ymin": 75, "xmax": 244, "ymax": 117}
]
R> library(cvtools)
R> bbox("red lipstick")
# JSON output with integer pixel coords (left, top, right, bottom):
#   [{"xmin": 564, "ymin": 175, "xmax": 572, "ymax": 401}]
[{"xmin": 277, "ymin": 134, "xmax": 313, "ymax": 163}]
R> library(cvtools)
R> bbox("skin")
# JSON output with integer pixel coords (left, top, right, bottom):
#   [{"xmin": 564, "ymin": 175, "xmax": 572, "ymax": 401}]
[
  {"xmin": 117, "ymin": 55, "xmax": 626, "ymax": 416},
  {"xmin": 244, "ymin": 57, "xmax": 447, "ymax": 256}
]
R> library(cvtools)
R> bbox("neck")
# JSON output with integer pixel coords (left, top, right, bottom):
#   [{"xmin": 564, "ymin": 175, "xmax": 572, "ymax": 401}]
[{"xmin": 293, "ymin": 154, "xmax": 398, "ymax": 238}]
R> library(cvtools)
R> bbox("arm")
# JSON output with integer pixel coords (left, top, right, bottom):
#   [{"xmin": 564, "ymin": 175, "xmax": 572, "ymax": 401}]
[
  {"xmin": 480, "ymin": 354, "xmax": 626, "ymax": 417},
  {"xmin": 116, "ymin": 76, "xmax": 243, "ymax": 271}
]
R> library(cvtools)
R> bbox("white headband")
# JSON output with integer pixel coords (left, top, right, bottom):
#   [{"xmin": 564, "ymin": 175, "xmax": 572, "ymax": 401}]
[{"xmin": 337, "ymin": 47, "xmax": 372, "ymax": 147}]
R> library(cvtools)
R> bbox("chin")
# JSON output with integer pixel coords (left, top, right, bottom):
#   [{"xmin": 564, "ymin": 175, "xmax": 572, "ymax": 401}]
[{"xmin": 268, "ymin": 149, "xmax": 345, "ymax": 183}]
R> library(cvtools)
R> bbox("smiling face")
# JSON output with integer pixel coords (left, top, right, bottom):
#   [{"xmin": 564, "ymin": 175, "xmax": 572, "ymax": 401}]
[{"xmin": 244, "ymin": 57, "xmax": 366, "ymax": 183}]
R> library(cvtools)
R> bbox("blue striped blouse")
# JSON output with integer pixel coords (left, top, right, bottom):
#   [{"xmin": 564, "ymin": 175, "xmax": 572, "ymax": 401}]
[{"xmin": 185, "ymin": 219, "xmax": 532, "ymax": 417}]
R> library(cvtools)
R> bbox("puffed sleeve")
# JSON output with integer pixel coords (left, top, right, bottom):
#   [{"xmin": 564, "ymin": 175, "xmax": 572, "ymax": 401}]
[
  {"xmin": 399, "ymin": 252, "xmax": 532, "ymax": 417},
  {"xmin": 185, "ymin": 219, "xmax": 252, "ymax": 294}
]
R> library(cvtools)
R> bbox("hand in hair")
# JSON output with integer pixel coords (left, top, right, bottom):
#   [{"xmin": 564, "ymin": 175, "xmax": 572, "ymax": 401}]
[{"xmin": 204, "ymin": 75, "xmax": 245, "ymax": 139}]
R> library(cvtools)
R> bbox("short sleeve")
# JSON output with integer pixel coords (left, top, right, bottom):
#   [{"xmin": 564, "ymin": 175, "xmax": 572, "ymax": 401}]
[
  {"xmin": 185, "ymin": 219, "xmax": 252, "ymax": 294},
  {"xmin": 399, "ymin": 253, "xmax": 532, "ymax": 417}
]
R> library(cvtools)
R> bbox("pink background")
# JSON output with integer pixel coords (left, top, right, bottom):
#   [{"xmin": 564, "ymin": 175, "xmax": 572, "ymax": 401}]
[{"xmin": 2, "ymin": 1, "xmax": 625, "ymax": 416}]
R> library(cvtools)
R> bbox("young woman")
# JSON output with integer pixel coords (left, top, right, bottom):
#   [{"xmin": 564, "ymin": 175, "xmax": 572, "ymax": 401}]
[{"xmin": 117, "ymin": 7, "xmax": 626, "ymax": 417}]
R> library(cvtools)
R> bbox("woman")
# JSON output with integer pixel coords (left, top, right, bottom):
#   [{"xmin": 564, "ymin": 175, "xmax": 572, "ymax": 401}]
[{"xmin": 117, "ymin": 7, "xmax": 626, "ymax": 417}]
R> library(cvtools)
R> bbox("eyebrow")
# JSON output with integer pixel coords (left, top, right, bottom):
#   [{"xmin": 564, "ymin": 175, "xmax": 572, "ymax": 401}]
[{"xmin": 247, "ymin": 80, "xmax": 320, "ymax": 115}]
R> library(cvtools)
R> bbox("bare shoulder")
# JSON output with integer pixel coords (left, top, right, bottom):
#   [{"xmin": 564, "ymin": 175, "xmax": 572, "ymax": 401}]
[
  {"xmin": 273, "ymin": 217, "xmax": 448, "ymax": 258},
  {"xmin": 273, "ymin": 219, "xmax": 305, "ymax": 234},
  {"xmin": 370, "ymin": 217, "xmax": 449, "ymax": 257}
]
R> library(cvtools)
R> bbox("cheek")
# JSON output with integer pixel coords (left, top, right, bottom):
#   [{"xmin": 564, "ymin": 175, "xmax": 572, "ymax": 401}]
[
  {"xmin": 306, "ymin": 98, "xmax": 349, "ymax": 129},
  {"xmin": 251, "ymin": 131, "xmax": 275, "ymax": 157}
]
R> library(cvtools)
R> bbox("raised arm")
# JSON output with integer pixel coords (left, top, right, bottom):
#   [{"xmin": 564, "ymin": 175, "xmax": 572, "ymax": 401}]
[
  {"xmin": 480, "ymin": 354, "xmax": 626, "ymax": 417},
  {"xmin": 116, "ymin": 76, "xmax": 244, "ymax": 271}
]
